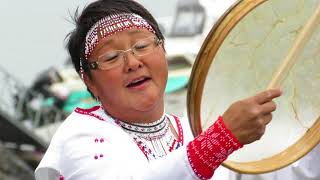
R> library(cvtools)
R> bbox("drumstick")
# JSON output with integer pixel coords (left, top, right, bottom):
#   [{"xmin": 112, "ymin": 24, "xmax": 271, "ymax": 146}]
[{"xmin": 267, "ymin": 3, "xmax": 320, "ymax": 89}]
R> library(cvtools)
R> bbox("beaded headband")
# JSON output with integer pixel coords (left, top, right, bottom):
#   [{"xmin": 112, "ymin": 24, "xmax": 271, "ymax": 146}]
[
  {"xmin": 79, "ymin": 13, "xmax": 155, "ymax": 79},
  {"xmin": 84, "ymin": 13, "xmax": 155, "ymax": 60}
]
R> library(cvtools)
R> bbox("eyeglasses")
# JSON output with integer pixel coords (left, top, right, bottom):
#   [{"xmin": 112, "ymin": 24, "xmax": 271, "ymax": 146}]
[{"xmin": 88, "ymin": 36, "xmax": 163, "ymax": 70}]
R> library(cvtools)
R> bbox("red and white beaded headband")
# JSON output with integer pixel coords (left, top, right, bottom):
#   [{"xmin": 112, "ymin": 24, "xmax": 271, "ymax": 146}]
[
  {"xmin": 84, "ymin": 13, "xmax": 155, "ymax": 60},
  {"xmin": 79, "ymin": 13, "xmax": 155, "ymax": 79}
]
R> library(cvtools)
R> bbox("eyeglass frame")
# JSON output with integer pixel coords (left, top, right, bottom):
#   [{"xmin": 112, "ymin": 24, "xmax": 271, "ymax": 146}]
[{"xmin": 87, "ymin": 36, "xmax": 163, "ymax": 71}]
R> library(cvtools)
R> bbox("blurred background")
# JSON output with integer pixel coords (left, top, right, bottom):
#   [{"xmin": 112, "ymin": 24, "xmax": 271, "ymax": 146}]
[{"xmin": 0, "ymin": 0, "xmax": 236, "ymax": 179}]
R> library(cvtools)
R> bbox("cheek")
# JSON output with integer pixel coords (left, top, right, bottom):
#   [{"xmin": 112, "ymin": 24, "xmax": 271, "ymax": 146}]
[
  {"xmin": 158, "ymin": 54, "xmax": 168, "ymax": 75},
  {"xmin": 151, "ymin": 54, "xmax": 168, "ymax": 85},
  {"xmin": 91, "ymin": 71, "xmax": 123, "ymax": 96}
]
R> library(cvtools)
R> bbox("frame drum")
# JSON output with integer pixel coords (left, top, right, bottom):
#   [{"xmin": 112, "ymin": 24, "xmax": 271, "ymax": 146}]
[{"xmin": 187, "ymin": 0, "xmax": 320, "ymax": 174}]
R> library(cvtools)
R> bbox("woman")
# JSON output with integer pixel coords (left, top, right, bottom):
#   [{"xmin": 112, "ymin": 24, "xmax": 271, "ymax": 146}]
[{"xmin": 35, "ymin": 0, "xmax": 282, "ymax": 179}]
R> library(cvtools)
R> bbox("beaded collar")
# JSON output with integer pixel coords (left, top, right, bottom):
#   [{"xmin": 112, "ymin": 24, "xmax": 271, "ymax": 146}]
[
  {"xmin": 75, "ymin": 105, "xmax": 184, "ymax": 160},
  {"xmin": 115, "ymin": 114, "xmax": 170, "ymax": 141},
  {"xmin": 101, "ymin": 107, "xmax": 170, "ymax": 141}
]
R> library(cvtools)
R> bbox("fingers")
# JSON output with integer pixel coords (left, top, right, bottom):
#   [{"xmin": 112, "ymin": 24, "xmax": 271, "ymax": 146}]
[
  {"xmin": 262, "ymin": 113, "xmax": 272, "ymax": 125},
  {"xmin": 251, "ymin": 114, "xmax": 272, "ymax": 141},
  {"xmin": 253, "ymin": 88, "xmax": 282, "ymax": 104},
  {"xmin": 260, "ymin": 101, "xmax": 277, "ymax": 114},
  {"xmin": 223, "ymin": 89, "xmax": 281, "ymax": 145}
]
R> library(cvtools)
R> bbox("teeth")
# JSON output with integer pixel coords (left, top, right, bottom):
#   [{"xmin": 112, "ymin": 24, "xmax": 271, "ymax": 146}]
[{"xmin": 131, "ymin": 78, "xmax": 145, "ymax": 84}]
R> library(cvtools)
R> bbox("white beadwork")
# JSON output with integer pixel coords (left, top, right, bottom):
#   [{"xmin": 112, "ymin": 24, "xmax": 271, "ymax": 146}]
[{"xmin": 84, "ymin": 13, "xmax": 155, "ymax": 59}]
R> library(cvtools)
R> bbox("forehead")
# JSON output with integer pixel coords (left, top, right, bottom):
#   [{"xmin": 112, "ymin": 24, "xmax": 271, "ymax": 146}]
[
  {"xmin": 97, "ymin": 28, "xmax": 155, "ymax": 46},
  {"xmin": 89, "ymin": 28, "xmax": 155, "ymax": 58},
  {"xmin": 84, "ymin": 13, "xmax": 155, "ymax": 59}
]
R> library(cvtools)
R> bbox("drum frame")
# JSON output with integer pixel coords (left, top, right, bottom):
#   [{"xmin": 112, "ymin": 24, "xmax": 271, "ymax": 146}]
[{"xmin": 187, "ymin": 0, "xmax": 320, "ymax": 174}]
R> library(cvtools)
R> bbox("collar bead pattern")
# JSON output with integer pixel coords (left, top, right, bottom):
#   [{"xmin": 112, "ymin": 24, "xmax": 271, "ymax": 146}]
[{"xmin": 116, "ymin": 115, "xmax": 170, "ymax": 141}]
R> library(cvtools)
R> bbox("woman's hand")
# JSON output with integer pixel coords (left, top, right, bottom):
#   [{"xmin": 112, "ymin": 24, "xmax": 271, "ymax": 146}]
[{"xmin": 222, "ymin": 88, "xmax": 282, "ymax": 145}]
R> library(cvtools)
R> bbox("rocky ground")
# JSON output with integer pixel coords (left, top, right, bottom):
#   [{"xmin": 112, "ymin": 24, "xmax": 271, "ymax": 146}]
[{"xmin": 0, "ymin": 143, "xmax": 34, "ymax": 180}]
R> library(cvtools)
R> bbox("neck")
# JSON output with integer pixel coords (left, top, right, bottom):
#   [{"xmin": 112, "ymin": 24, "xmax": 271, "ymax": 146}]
[{"xmin": 102, "ymin": 99, "xmax": 165, "ymax": 124}]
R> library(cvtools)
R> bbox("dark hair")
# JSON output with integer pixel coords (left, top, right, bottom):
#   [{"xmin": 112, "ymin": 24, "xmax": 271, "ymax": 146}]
[{"xmin": 66, "ymin": 0, "xmax": 164, "ymax": 79}]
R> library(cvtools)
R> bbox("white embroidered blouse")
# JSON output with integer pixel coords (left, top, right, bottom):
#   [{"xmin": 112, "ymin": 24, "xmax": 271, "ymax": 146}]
[
  {"xmin": 35, "ymin": 105, "xmax": 242, "ymax": 180},
  {"xmin": 35, "ymin": 106, "xmax": 196, "ymax": 180}
]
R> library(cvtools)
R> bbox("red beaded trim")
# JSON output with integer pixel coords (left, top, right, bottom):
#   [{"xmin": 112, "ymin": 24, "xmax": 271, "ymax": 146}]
[
  {"xmin": 132, "ymin": 137, "xmax": 153, "ymax": 160},
  {"xmin": 186, "ymin": 116, "xmax": 243, "ymax": 180},
  {"xmin": 74, "ymin": 108, "xmax": 187, "ymax": 162},
  {"xmin": 169, "ymin": 139, "xmax": 176, "ymax": 152},
  {"xmin": 130, "ymin": 115, "xmax": 185, "ymax": 160},
  {"xmin": 172, "ymin": 115, "xmax": 184, "ymax": 146},
  {"xmin": 85, "ymin": 13, "xmax": 155, "ymax": 59},
  {"xmin": 75, "ymin": 106, "xmax": 106, "ymax": 122}
]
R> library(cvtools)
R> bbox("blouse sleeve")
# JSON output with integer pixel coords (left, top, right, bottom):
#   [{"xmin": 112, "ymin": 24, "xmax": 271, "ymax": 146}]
[
  {"xmin": 35, "ymin": 125, "xmax": 63, "ymax": 180},
  {"xmin": 35, "ymin": 115, "xmax": 242, "ymax": 180}
]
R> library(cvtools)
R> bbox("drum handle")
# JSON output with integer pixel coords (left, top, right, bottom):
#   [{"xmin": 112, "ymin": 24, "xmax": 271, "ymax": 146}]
[{"xmin": 267, "ymin": 2, "xmax": 320, "ymax": 89}]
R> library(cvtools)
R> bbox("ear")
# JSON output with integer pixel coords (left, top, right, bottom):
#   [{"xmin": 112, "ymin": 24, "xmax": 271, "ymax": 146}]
[
  {"xmin": 161, "ymin": 43, "xmax": 166, "ymax": 53},
  {"xmin": 82, "ymin": 73, "xmax": 98, "ymax": 98}
]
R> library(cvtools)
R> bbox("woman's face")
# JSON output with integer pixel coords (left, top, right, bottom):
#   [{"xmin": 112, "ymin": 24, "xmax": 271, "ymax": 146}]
[{"xmin": 85, "ymin": 28, "xmax": 168, "ymax": 122}]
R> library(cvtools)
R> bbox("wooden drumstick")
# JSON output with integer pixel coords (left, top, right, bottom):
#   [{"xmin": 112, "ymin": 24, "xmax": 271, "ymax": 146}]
[{"xmin": 267, "ymin": 3, "xmax": 320, "ymax": 89}]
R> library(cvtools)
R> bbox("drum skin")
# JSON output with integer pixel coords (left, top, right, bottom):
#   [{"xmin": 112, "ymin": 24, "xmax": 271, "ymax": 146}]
[{"xmin": 187, "ymin": 0, "xmax": 320, "ymax": 174}]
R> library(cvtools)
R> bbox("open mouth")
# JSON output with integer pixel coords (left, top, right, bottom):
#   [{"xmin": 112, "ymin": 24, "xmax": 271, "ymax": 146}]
[{"xmin": 126, "ymin": 77, "xmax": 151, "ymax": 88}]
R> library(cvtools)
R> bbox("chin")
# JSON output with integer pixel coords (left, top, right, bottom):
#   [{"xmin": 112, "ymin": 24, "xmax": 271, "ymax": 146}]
[{"xmin": 134, "ymin": 93, "xmax": 162, "ymax": 112}]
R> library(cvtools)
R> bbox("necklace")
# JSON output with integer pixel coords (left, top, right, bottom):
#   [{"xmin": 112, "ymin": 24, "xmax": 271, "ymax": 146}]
[
  {"xmin": 101, "ymin": 106, "xmax": 180, "ymax": 160},
  {"xmin": 116, "ymin": 114, "xmax": 170, "ymax": 141}
]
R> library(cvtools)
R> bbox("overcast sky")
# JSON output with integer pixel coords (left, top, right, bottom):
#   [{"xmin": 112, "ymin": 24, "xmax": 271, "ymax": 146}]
[{"xmin": 0, "ymin": 0, "xmax": 176, "ymax": 86}]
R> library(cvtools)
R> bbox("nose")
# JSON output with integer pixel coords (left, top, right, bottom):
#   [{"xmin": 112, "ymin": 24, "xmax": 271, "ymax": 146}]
[{"xmin": 123, "ymin": 50, "xmax": 143, "ymax": 72}]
